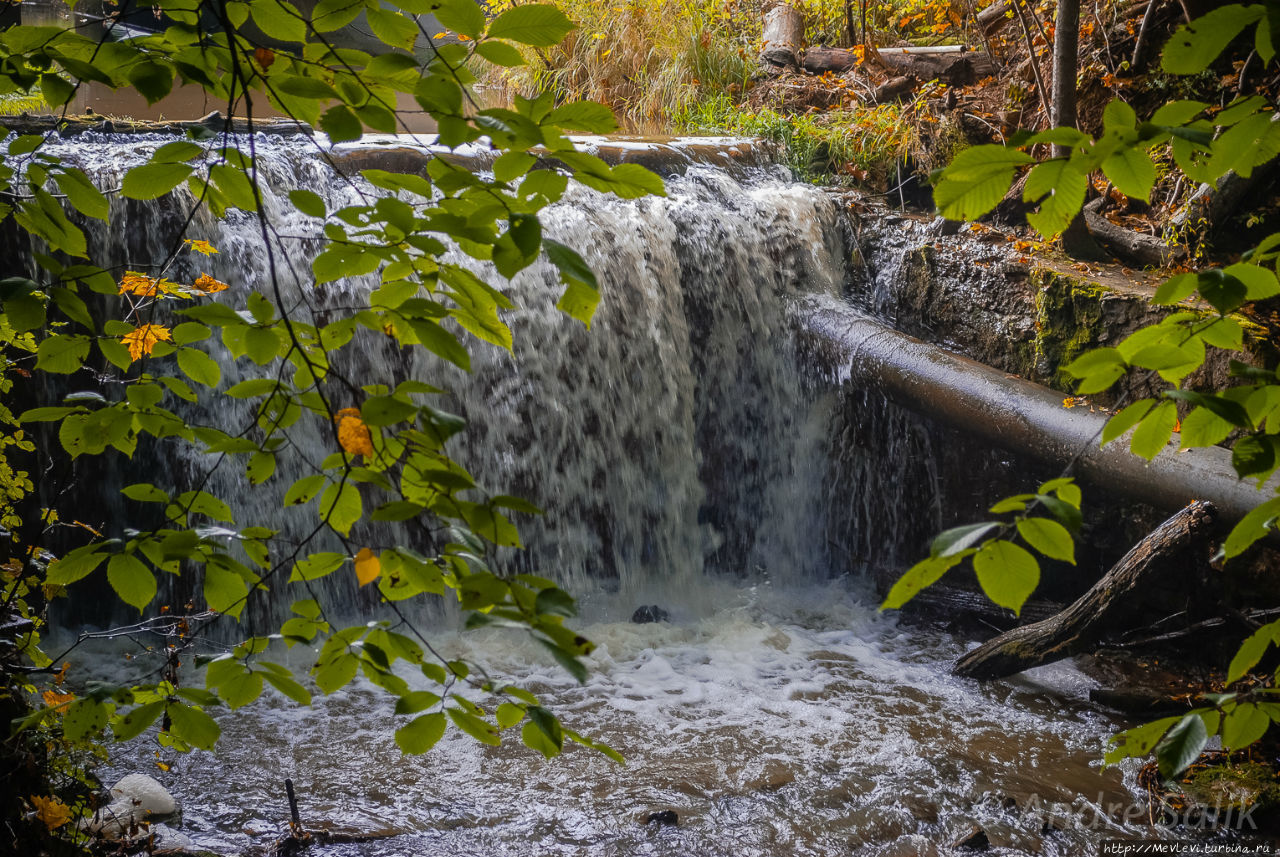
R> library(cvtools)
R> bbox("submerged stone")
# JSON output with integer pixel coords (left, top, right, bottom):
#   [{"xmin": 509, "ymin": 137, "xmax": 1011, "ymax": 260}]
[{"xmin": 631, "ymin": 605, "xmax": 669, "ymax": 624}]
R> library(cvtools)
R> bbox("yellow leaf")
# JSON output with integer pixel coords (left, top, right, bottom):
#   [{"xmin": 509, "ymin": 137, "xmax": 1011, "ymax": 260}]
[
  {"xmin": 185, "ymin": 239, "xmax": 218, "ymax": 256},
  {"xmin": 41, "ymin": 690, "xmax": 74, "ymax": 712},
  {"xmin": 354, "ymin": 547, "xmax": 380, "ymax": 586},
  {"xmin": 334, "ymin": 407, "xmax": 374, "ymax": 458},
  {"xmin": 192, "ymin": 273, "xmax": 229, "ymax": 294},
  {"xmin": 121, "ymin": 324, "xmax": 173, "ymax": 362},
  {"xmin": 118, "ymin": 271, "xmax": 159, "ymax": 297},
  {"xmin": 30, "ymin": 795, "xmax": 71, "ymax": 831}
]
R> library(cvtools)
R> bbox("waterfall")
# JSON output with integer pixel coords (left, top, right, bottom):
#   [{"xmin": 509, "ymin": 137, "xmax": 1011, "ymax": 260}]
[{"xmin": 21, "ymin": 133, "xmax": 861, "ymax": 622}]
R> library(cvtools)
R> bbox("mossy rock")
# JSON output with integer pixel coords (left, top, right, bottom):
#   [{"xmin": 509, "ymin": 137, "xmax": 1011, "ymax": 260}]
[{"xmin": 1181, "ymin": 762, "xmax": 1280, "ymax": 815}]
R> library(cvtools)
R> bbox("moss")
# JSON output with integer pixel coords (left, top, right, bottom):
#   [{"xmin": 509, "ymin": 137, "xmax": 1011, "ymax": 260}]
[
  {"xmin": 1029, "ymin": 269, "xmax": 1116, "ymax": 391},
  {"xmin": 1182, "ymin": 762, "xmax": 1280, "ymax": 813}
]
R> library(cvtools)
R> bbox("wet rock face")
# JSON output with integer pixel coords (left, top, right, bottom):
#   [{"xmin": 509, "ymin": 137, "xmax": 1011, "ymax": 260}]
[{"xmin": 841, "ymin": 200, "xmax": 1270, "ymax": 404}]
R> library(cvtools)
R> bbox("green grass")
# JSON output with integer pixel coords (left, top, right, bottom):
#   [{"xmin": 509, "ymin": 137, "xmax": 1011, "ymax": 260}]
[{"xmin": 0, "ymin": 91, "xmax": 47, "ymax": 117}]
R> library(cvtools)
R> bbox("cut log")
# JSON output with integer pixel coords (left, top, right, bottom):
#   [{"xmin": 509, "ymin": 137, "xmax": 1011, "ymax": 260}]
[
  {"xmin": 952, "ymin": 501, "xmax": 1217, "ymax": 680},
  {"xmin": 1082, "ymin": 198, "xmax": 1187, "ymax": 268},
  {"xmin": 762, "ymin": 3, "xmax": 805, "ymax": 70},
  {"xmin": 976, "ymin": 0, "xmax": 1014, "ymax": 35}
]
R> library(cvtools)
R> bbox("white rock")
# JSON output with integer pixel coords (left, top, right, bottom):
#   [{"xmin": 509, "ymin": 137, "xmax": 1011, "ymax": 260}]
[
  {"xmin": 110, "ymin": 773, "xmax": 177, "ymax": 817},
  {"xmin": 81, "ymin": 799, "xmax": 140, "ymax": 838},
  {"xmin": 149, "ymin": 823, "xmax": 193, "ymax": 853}
]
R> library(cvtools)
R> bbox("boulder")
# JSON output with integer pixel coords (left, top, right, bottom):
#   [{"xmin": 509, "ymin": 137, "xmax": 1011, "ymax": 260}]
[{"xmin": 111, "ymin": 773, "xmax": 177, "ymax": 816}]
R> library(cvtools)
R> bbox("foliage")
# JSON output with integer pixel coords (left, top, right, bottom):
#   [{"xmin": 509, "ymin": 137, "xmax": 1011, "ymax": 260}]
[
  {"xmin": 674, "ymin": 91, "xmax": 917, "ymax": 183},
  {"xmin": 884, "ymin": 2, "xmax": 1280, "ymax": 780},
  {"xmin": 479, "ymin": 0, "xmax": 757, "ymax": 127},
  {"xmin": 0, "ymin": 0, "xmax": 656, "ymax": 841}
]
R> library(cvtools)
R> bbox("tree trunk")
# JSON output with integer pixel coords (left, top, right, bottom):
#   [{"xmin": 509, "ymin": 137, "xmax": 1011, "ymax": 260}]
[
  {"xmin": 1082, "ymin": 197, "xmax": 1188, "ymax": 267},
  {"xmin": 1051, "ymin": 0, "xmax": 1080, "ymax": 154},
  {"xmin": 762, "ymin": 3, "xmax": 805, "ymax": 70},
  {"xmin": 952, "ymin": 501, "xmax": 1217, "ymax": 680}
]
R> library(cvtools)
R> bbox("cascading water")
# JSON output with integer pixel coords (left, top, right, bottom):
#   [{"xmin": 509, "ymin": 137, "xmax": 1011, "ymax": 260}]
[{"xmin": 24, "ymin": 133, "xmax": 1177, "ymax": 855}]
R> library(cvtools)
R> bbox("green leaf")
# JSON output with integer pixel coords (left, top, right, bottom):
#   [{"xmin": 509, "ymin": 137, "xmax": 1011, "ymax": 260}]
[
  {"xmin": 204, "ymin": 562, "xmax": 249, "ymax": 618},
  {"xmin": 1222, "ymin": 703, "xmax": 1271, "ymax": 751},
  {"xmin": 448, "ymin": 708, "xmax": 501, "ymax": 745},
  {"xmin": 367, "ymin": 7, "xmax": 419, "ymax": 50},
  {"xmin": 487, "ymin": 4, "xmax": 575, "ymax": 46},
  {"xmin": 972, "ymin": 540, "xmax": 1040, "ymax": 615},
  {"xmin": 263, "ymin": 672, "xmax": 311, "ymax": 705},
  {"xmin": 1016, "ymin": 518, "xmax": 1075, "ymax": 564},
  {"xmin": 1153, "ymin": 272, "xmax": 1200, "ymax": 306},
  {"xmin": 475, "ymin": 40, "xmax": 526, "ymax": 67},
  {"xmin": 521, "ymin": 719, "xmax": 561, "ymax": 758},
  {"xmin": 166, "ymin": 701, "xmax": 221, "ymax": 751},
  {"xmin": 1102, "ymin": 400, "xmax": 1155, "ymax": 446},
  {"xmin": 122, "ymin": 163, "xmax": 194, "ymax": 200},
  {"xmin": 496, "ymin": 702, "xmax": 525, "ymax": 729},
  {"xmin": 290, "ymin": 189, "xmax": 326, "ymax": 217},
  {"xmin": 1224, "ymin": 496, "xmax": 1280, "ymax": 558},
  {"xmin": 1163, "ymin": 5, "xmax": 1266, "ymax": 74},
  {"xmin": 1156, "ymin": 713, "xmax": 1208, "ymax": 779},
  {"xmin": 46, "ymin": 546, "xmax": 107, "ymax": 585},
  {"xmin": 319, "ymin": 482, "xmax": 362, "ymax": 535},
  {"xmin": 545, "ymin": 100, "xmax": 618, "ymax": 134},
  {"xmin": 252, "ymin": 0, "xmax": 307, "ymax": 42},
  {"xmin": 107, "ymin": 554, "xmax": 156, "ymax": 612},
  {"xmin": 35, "ymin": 334, "xmax": 90, "ymax": 374},
  {"xmin": 1023, "ymin": 160, "xmax": 1087, "ymax": 239},
  {"xmin": 320, "ymin": 105, "xmax": 363, "ymax": 142},
  {"xmin": 1105, "ymin": 716, "xmax": 1181, "ymax": 765},
  {"xmin": 127, "ymin": 60, "xmax": 174, "ymax": 105},
  {"xmin": 1225, "ymin": 262, "xmax": 1280, "ymax": 301},
  {"xmin": 930, "ymin": 522, "xmax": 1000, "ymax": 558},
  {"xmin": 1228, "ymin": 621, "xmax": 1280, "ymax": 683},
  {"xmin": 396, "ymin": 711, "xmax": 447, "ymax": 754},
  {"xmin": 1101, "ymin": 147, "xmax": 1157, "ymax": 199},
  {"xmin": 63, "ymin": 698, "xmax": 110, "ymax": 742},
  {"xmin": 1234, "ymin": 434, "xmax": 1279, "ymax": 479},
  {"xmin": 1179, "ymin": 406, "xmax": 1235, "ymax": 450},
  {"xmin": 934, "ymin": 145, "xmax": 1033, "ymax": 222},
  {"xmin": 880, "ymin": 553, "xmax": 963, "ymax": 610},
  {"xmin": 177, "ymin": 347, "xmax": 221, "ymax": 387},
  {"xmin": 1130, "ymin": 400, "xmax": 1178, "ymax": 460},
  {"xmin": 53, "ymin": 167, "xmax": 109, "ymax": 221},
  {"xmin": 112, "ymin": 700, "xmax": 166, "ymax": 742}
]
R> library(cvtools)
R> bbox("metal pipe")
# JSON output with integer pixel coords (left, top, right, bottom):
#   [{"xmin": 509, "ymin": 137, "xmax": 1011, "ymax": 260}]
[{"xmin": 796, "ymin": 297, "xmax": 1278, "ymax": 525}]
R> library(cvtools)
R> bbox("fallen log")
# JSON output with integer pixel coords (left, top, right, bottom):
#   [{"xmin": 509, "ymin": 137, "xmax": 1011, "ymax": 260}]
[
  {"xmin": 953, "ymin": 501, "xmax": 1217, "ymax": 680},
  {"xmin": 761, "ymin": 3, "xmax": 805, "ymax": 70},
  {"xmin": 1082, "ymin": 198, "xmax": 1187, "ymax": 268},
  {"xmin": 0, "ymin": 110, "xmax": 312, "ymax": 138},
  {"xmin": 794, "ymin": 297, "xmax": 1280, "ymax": 525},
  {"xmin": 801, "ymin": 45, "xmax": 993, "ymax": 83},
  {"xmin": 976, "ymin": 0, "xmax": 1014, "ymax": 35},
  {"xmin": 872, "ymin": 75, "xmax": 918, "ymax": 103}
]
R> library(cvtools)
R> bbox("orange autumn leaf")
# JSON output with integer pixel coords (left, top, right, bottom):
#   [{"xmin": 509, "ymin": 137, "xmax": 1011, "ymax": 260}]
[
  {"xmin": 30, "ymin": 795, "xmax": 71, "ymax": 831},
  {"xmin": 354, "ymin": 547, "xmax": 380, "ymax": 586},
  {"xmin": 335, "ymin": 407, "xmax": 374, "ymax": 458},
  {"xmin": 118, "ymin": 271, "xmax": 159, "ymax": 297},
  {"xmin": 192, "ymin": 273, "xmax": 229, "ymax": 294},
  {"xmin": 255, "ymin": 47, "xmax": 275, "ymax": 69},
  {"xmin": 41, "ymin": 690, "xmax": 74, "ymax": 712},
  {"xmin": 53, "ymin": 661, "xmax": 70, "ymax": 685},
  {"xmin": 185, "ymin": 239, "xmax": 218, "ymax": 256},
  {"xmin": 121, "ymin": 324, "xmax": 172, "ymax": 361}
]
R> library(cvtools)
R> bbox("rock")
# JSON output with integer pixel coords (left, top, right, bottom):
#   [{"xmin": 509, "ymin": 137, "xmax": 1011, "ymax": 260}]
[
  {"xmin": 111, "ymin": 773, "xmax": 177, "ymax": 817},
  {"xmin": 149, "ymin": 823, "xmax": 193, "ymax": 853},
  {"xmin": 645, "ymin": 809, "xmax": 679, "ymax": 826},
  {"xmin": 631, "ymin": 605, "xmax": 669, "ymax": 624},
  {"xmin": 952, "ymin": 823, "xmax": 990, "ymax": 850}
]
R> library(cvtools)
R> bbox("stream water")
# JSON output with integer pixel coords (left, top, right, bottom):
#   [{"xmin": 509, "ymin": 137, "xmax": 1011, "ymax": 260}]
[{"xmin": 24, "ymin": 132, "xmax": 1176, "ymax": 854}]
